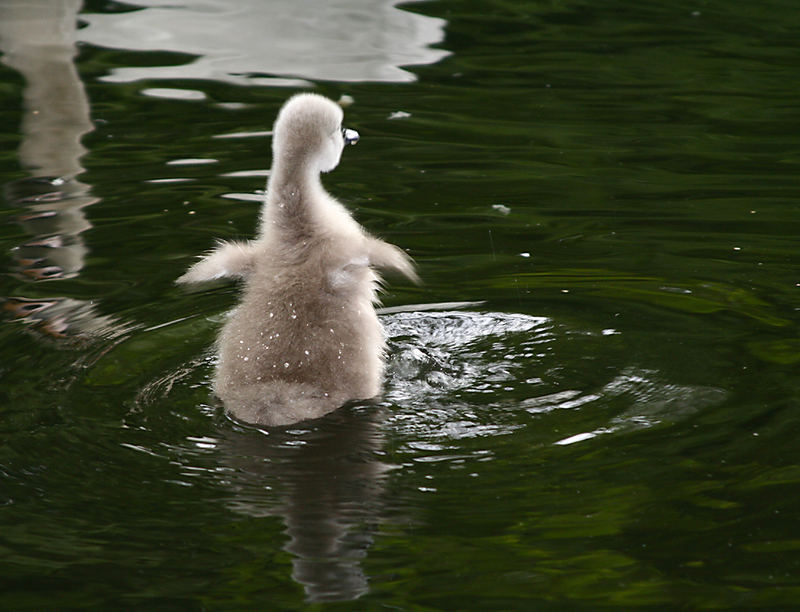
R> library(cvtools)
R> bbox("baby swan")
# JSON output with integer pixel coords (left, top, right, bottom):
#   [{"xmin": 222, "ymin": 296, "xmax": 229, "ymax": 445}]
[{"xmin": 177, "ymin": 93, "xmax": 418, "ymax": 426}]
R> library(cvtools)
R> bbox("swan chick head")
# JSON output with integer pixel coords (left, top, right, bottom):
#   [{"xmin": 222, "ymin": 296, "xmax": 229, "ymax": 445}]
[{"xmin": 272, "ymin": 93, "xmax": 359, "ymax": 174}]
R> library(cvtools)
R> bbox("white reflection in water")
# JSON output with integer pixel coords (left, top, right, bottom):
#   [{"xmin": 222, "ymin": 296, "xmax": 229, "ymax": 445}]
[
  {"xmin": 78, "ymin": 0, "xmax": 450, "ymax": 89},
  {"xmin": 553, "ymin": 368, "xmax": 727, "ymax": 446},
  {"xmin": 0, "ymin": 0, "xmax": 94, "ymax": 282},
  {"xmin": 0, "ymin": 0, "xmax": 132, "ymax": 343}
]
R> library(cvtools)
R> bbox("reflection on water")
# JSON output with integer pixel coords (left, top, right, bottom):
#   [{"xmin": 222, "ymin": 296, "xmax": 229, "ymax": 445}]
[
  {"xmin": 0, "ymin": 0, "xmax": 126, "ymax": 342},
  {"xmin": 5, "ymin": 177, "xmax": 94, "ymax": 282},
  {"xmin": 79, "ymin": 0, "xmax": 450, "ymax": 90},
  {"xmin": 0, "ymin": 0, "xmax": 94, "ymax": 284},
  {"xmin": 216, "ymin": 412, "xmax": 389, "ymax": 602},
  {"xmin": 551, "ymin": 369, "xmax": 727, "ymax": 446},
  {"xmin": 0, "ymin": 0, "xmax": 91, "ymax": 179},
  {"xmin": 2, "ymin": 296, "xmax": 128, "ymax": 344}
]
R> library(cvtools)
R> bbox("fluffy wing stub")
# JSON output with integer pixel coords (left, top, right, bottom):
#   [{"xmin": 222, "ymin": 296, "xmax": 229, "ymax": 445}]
[
  {"xmin": 366, "ymin": 238, "xmax": 420, "ymax": 284},
  {"xmin": 176, "ymin": 240, "xmax": 258, "ymax": 284}
]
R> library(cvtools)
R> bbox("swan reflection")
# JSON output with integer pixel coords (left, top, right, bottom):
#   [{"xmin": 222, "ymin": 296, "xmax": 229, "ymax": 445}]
[
  {"xmin": 216, "ymin": 409, "xmax": 390, "ymax": 602},
  {"xmin": 0, "ymin": 0, "xmax": 127, "ymax": 342},
  {"xmin": 78, "ymin": 0, "xmax": 450, "ymax": 88}
]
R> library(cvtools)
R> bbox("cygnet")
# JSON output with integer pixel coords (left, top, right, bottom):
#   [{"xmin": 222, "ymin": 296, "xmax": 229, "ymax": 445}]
[{"xmin": 177, "ymin": 93, "xmax": 418, "ymax": 426}]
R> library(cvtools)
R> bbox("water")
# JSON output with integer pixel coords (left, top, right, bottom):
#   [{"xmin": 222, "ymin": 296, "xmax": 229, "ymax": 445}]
[{"xmin": 1, "ymin": 0, "xmax": 799, "ymax": 608}]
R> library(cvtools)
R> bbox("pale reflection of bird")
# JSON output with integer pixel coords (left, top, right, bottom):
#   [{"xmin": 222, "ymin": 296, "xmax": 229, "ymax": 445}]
[{"xmin": 178, "ymin": 94, "xmax": 418, "ymax": 426}]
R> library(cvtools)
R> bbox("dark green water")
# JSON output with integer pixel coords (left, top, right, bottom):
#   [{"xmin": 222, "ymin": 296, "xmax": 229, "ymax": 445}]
[{"xmin": 2, "ymin": 0, "xmax": 799, "ymax": 608}]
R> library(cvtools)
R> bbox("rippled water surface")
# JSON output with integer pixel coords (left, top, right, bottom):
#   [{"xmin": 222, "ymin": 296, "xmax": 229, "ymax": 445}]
[{"xmin": 1, "ymin": 0, "xmax": 799, "ymax": 608}]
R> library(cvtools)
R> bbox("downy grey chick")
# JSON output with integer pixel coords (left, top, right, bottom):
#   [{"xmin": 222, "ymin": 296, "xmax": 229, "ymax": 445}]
[{"xmin": 177, "ymin": 93, "xmax": 418, "ymax": 426}]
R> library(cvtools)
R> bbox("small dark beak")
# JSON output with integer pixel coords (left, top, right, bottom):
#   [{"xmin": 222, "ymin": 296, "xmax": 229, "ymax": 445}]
[{"xmin": 343, "ymin": 127, "xmax": 359, "ymax": 146}]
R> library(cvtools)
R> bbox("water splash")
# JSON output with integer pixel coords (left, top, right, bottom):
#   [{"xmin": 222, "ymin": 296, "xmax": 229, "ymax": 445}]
[{"xmin": 382, "ymin": 310, "xmax": 551, "ymax": 440}]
